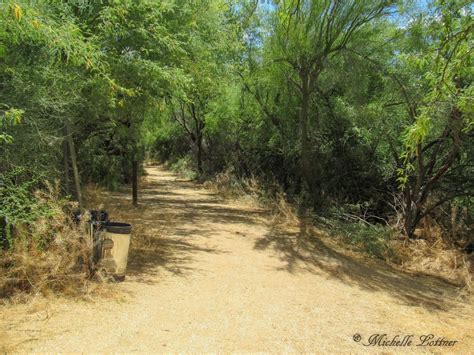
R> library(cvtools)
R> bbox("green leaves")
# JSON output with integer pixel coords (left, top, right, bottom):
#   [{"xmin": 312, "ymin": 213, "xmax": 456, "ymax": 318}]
[
  {"xmin": 0, "ymin": 108, "xmax": 23, "ymax": 144},
  {"xmin": 12, "ymin": 3, "xmax": 23, "ymax": 21},
  {"xmin": 1, "ymin": 0, "xmax": 471, "ymax": 245},
  {"xmin": 395, "ymin": 0, "xmax": 473, "ymax": 183},
  {"xmin": 4, "ymin": 108, "xmax": 23, "ymax": 125},
  {"xmin": 403, "ymin": 111, "xmax": 431, "ymax": 151}
]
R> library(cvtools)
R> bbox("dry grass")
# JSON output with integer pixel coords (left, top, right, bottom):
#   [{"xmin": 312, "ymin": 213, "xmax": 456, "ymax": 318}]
[
  {"xmin": 204, "ymin": 170, "xmax": 299, "ymax": 223},
  {"xmin": 269, "ymin": 191, "xmax": 300, "ymax": 229},
  {"xmin": 392, "ymin": 238, "xmax": 473, "ymax": 290},
  {"xmin": 204, "ymin": 170, "xmax": 261, "ymax": 200},
  {"xmin": 0, "ymin": 181, "xmax": 155, "ymax": 302},
  {"xmin": 0, "ymin": 183, "xmax": 95, "ymax": 302}
]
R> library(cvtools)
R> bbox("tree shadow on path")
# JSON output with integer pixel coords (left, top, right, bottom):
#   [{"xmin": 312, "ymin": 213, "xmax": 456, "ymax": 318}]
[
  {"xmin": 104, "ymin": 167, "xmax": 261, "ymax": 284},
  {"xmin": 254, "ymin": 220, "xmax": 467, "ymax": 312}
]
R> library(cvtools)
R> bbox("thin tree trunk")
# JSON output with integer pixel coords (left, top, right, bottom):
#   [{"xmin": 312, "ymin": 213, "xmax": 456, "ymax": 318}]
[
  {"xmin": 197, "ymin": 134, "xmax": 203, "ymax": 175},
  {"xmin": 63, "ymin": 128, "xmax": 70, "ymax": 196},
  {"xmin": 403, "ymin": 209, "xmax": 417, "ymax": 238},
  {"xmin": 299, "ymin": 69, "xmax": 311, "ymax": 191},
  {"xmin": 65, "ymin": 121, "xmax": 82, "ymax": 209},
  {"xmin": 132, "ymin": 159, "xmax": 138, "ymax": 207},
  {"xmin": 403, "ymin": 184, "xmax": 419, "ymax": 238},
  {"xmin": 190, "ymin": 103, "xmax": 204, "ymax": 176},
  {"xmin": 297, "ymin": 69, "xmax": 313, "ymax": 227},
  {"xmin": 0, "ymin": 216, "xmax": 7, "ymax": 249}
]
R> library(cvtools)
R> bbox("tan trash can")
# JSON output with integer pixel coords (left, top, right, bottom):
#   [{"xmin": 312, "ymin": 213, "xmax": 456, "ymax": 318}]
[{"xmin": 101, "ymin": 222, "xmax": 132, "ymax": 280}]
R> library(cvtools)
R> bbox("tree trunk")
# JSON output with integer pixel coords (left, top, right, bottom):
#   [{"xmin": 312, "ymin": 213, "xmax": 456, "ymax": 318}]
[
  {"xmin": 403, "ymin": 208, "xmax": 418, "ymax": 238},
  {"xmin": 196, "ymin": 134, "xmax": 203, "ymax": 175},
  {"xmin": 65, "ymin": 121, "xmax": 82, "ymax": 209},
  {"xmin": 0, "ymin": 216, "xmax": 7, "ymax": 249},
  {"xmin": 132, "ymin": 159, "xmax": 138, "ymax": 207},
  {"xmin": 63, "ymin": 129, "xmax": 70, "ymax": 196},
  {"xmin": 402, "ymin": 105, "xmax": 462, "ymax": 238},
  {"xmin": 299, "ymin": 69, "xmax": 311, "ymax": 192},
  {"xmin": 296, "ymin": 68, "xmax": 314, "ymax": 224}
]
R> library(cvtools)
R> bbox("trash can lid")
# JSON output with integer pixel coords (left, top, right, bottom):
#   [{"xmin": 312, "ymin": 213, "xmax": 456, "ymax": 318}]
[{"xmin": 105, "ymin": 222, "xmax": 132, "ymax": 234}]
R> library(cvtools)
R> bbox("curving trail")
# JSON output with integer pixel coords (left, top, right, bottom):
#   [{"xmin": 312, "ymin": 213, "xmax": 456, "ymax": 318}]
[{"xmin": 1, "ymin": 165, "xmax": 473, "ymax": 352}]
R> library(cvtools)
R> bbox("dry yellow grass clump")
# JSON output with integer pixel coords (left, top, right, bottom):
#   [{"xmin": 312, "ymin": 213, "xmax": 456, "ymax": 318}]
[
  {"xmin": 393, "ymin": 238, "xmax": 472, "ymax": 291},
  {"xmin": 0, "ymin": 184, "xmax": 94, "ymax": 301}
]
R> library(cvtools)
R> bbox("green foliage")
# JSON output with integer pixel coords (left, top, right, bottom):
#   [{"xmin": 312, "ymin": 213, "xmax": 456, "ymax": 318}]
[
  {"xmin": 0, "ymin": 168, "xmax": 57, "ymax": 249},
  {"xmin": 1, "ymin": 0, "xmax": 473, "ymax": 267},
  {"xmin": 324, "ymin": 203, "xmax": 397, "ymax": 259},
  {"xmin": 330, "ymin": 220, "xmax": 396, "ymax": 260},
  {"xmin": 398, "ymin": 0, "xmax": 473, "ymax": 186},
  {"xmin": 169, "ymin": 156, "xmax": 197, "ymax": 181},
  {"xmin": 0, "ymin": 107, "xmax": 23, "ymax": 143}
]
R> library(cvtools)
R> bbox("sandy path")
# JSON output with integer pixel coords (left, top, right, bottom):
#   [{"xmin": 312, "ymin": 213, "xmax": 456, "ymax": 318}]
[{"xmin": 1, "ymin": 165, "xmax": 473, "ymax": 353}]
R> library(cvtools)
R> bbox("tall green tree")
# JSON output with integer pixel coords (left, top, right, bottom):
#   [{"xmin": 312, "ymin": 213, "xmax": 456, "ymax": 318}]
[
  {"xmin": 167, "ymin": 0, "xmax": 238, "ymax": 175},
  {"xmin": 394, "ymin": 0, "xmax": 473, "ymax": 237},
  {"xmin": 76, "ymin": 0, "xmax": 188, "ymax": 204}
]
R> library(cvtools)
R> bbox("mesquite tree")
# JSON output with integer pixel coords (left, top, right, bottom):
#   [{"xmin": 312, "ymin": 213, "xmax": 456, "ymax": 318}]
[
  {"xmin": 244, "ymin": 0, "xmax": 394, "ymax": 206},
  {"xmin": 396, "ymin": 0, "xmax": 473, "ymax": 237}
]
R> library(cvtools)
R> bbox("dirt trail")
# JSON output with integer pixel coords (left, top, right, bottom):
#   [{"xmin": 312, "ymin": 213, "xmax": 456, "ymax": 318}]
[{"xmin": 1, "ymin": 165, "xmax": 473, "ymax": 352}]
